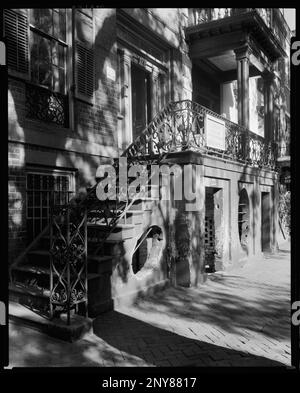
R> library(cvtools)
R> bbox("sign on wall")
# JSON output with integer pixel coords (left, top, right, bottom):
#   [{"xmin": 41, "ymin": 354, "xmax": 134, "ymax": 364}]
[{"xmin": 205, "ymin": 114, "xmax": 226, "ymax": 150}]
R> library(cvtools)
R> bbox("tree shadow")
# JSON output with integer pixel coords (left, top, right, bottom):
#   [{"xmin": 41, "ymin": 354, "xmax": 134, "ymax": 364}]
[
  {"xmin": 90, "ymin": 310, "xmax": 286, "ymax": 367},
  {"xmin": 131, "ymin": 270, "xmax": 290, "ymax": 343},
  {"xmin": 9, "ymin": 310, "xmax": 287, "ymax": 367}
]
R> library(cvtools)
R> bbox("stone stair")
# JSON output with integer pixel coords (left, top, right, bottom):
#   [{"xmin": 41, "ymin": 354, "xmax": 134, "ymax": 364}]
[{"xmin": 9, "ymin": 188, "xmax": 160, "ymax": 333}]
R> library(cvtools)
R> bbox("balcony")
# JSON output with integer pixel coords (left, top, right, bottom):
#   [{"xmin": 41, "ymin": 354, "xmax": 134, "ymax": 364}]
[
  {"xmin": 187, "ymin": 8, "xmax": 288, "ymax": 66},
  {"xmin": 189, "ymin": 8, "xmax": 272, "ymax": 27},
  {"xmin": 188, "ymin": 8, "xmax": 289, "ymax": 52},
  {"xmin": 124, "ymin": 100, "xmax": 277, "ymax": 170},
  {"xmin": 26, "ymin": 82, "xmax": 69, "ymax": 127}
]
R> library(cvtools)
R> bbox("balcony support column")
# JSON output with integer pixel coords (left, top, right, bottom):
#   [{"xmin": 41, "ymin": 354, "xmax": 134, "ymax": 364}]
[
  {"xmin": 234, "ymin": 46, "xmax": 251, "ymax": 130},
  {"xmin": 118, "ymin": 49, "xmax": 132, "ymax": 150},
  {"xmin": 263, "ymin": 71, "xmax": 275, "ymax": 143}
]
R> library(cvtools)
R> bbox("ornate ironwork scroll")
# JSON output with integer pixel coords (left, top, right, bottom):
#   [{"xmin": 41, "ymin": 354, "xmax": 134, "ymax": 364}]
[
  {"xmin": 124, "ymin": 100, "xmax": 276, "ymax": 169},
  {"xmin": 50, "ymin": 204, "xmax": 87, "ymax": 323},
  {"xmin": 48, "ymin": 99, "xmax": 277, "ymax": 324},
  {"xmin": 26, "ymin": 82, "xmax": 68, "ymax": 127}
]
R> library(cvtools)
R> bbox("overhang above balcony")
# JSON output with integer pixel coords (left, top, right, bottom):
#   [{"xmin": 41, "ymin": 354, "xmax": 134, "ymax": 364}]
[{"xmin": 186, "ymin": 10, "xmax": 286, "ymax": 62}]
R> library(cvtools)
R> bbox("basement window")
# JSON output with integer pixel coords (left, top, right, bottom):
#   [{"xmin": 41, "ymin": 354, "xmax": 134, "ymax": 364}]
[{"xmin": 26, "ymin": 169, "xmax": 75, "ymax": 243}]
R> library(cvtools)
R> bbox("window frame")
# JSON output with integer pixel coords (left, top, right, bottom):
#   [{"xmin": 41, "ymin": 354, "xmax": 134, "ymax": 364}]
[
  {"xmin": 25, "ymin": 166, "xmax": 76, "ymax": 242},
  {"xmin": 5, "ymin": 8, "xmax": 75, "ymax": 129},
  {"xmin": 28, "ymin": 9, "xmax": 68, "ymax": 95}
]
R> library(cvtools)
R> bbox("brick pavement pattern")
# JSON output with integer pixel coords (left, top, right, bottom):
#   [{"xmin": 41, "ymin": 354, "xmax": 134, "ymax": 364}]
[{"xmin": 8, "ymin": 242, "xmax": 291, "ymax": 367}]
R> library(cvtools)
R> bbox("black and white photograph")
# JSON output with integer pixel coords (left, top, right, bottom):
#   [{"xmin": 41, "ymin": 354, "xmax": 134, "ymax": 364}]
[{"xmin": 0, "ymin": 6, "xmax": 299, "ymax": 378}]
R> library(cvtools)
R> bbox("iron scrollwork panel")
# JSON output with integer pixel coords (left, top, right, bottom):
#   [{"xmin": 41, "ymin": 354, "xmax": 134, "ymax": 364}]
[
  {"xmin": 26, "ymin": 83, "xmax": 69, "ymax": 127},
  {"xmin": 50, "ymin": 205, "xmax": 87, "ymax": 321}
]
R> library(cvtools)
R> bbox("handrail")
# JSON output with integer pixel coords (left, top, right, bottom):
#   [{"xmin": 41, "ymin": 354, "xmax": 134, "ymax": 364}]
[
  {"xmin": 47, "ymin": 101, "xmax": 175, "ymax": 320},
  {"xmin": 12, "ymin": 99, "xmax": 278, "ymax": 323},
  {"xmin": 9, "ymin": 224, "xmax": 50, "ymax": 282}
]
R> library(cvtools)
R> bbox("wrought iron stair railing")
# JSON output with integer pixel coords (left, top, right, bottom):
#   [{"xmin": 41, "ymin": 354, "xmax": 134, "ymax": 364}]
[
  {"xmin": 41, "ymin": 101, "xmax": 177, "ymax": 323},
  {"xmin": 11, "ymin": 99, "xmax": 277, "ymax": 324}
]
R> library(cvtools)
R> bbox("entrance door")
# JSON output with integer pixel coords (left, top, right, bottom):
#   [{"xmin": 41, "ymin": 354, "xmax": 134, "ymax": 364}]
[
  {"xmin": 261, "ymin": 192, "xmax": 271, "ymax": 251},
  {"xmin": 204, "ymin": 187, "xmax": 223, "ymax": 272},
  {"xmin": 131, "ymin": 63, "xmax": 151, "ymax": 141}
]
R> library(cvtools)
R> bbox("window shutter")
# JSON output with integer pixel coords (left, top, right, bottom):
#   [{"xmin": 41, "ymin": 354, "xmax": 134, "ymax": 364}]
[
  {"xmin": 4, "ymin": 9, "xmax": 29, "ymax": 77},
  {"xmin": 76, "ymin": 43, "xmax": 94, "ymax": 98},
  {"xmin": 74, "ymin": 9, "xmax": 94, "ymax": 102}
]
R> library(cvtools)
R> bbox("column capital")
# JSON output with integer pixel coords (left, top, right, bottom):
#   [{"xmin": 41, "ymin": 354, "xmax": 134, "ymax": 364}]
[
  {"xmin": 151, "ymin": 68, "xmax": 161, "ymax": 79},
  {"xmin": 118, "ymin": 48, "xmax": 131, "ymax": 64},
  {"xmin": 262, "ymin": 69, "xmax": 276, "ymax": 84},
  {"xmin": 234, "ymin": 45, "xmax": 252, "ymax": 61}
]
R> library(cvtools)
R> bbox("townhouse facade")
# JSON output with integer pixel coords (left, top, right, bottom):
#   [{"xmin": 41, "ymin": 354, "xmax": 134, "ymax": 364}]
[{"xmin": 5, "ymin": 8, "xmax": 292, "ymax": 326}]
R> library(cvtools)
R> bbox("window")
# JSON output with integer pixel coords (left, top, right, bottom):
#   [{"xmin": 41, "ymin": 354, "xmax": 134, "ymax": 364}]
[
  {"xmin": 25, "ymin": 9, "xmax": 69, "ymax": 126},
  {"xmin": 30, "ymin": 9, "xmax": 67, "ymax": 94},
  {"xmin": 5, "ymin": 8, "xmax": 95, "ymax": 125},
  {"xmin": 26, "ymin": 170, "xmax": 75, "ymax": 243}
]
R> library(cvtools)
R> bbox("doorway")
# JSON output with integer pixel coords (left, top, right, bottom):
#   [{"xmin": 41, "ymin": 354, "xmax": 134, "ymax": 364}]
[
  {"xmin": 238, "ymin": 188, "xmax": 250, "ymax": 254},
  {"xmin": 131, "ymin": 63, "xmax": 151, "ymax": 141},
  {"xmin": 261, "ymin": 192, "xmax": 271, "ymax": 251},
  {"xmin": 205, "ymin": 187, "xmax": 223, "ymax": 272}
]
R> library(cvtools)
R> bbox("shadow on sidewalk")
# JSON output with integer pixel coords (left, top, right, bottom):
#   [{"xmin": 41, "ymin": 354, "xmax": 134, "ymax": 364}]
[
  {"xmin": 9, "ymin": 308, "xmax": 288, "ymax": 367},
  {"xmin": 130, "ymin": 275, "xmax": 290, "ymax": 342},
  {"xmin": 92, "ymin": 311, "xmax": 286, "ymax": 367}
]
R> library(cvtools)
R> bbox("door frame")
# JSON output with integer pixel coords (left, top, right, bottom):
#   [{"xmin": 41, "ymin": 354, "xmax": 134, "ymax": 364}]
[{"xmin": 131, "ymin": 61, "xmax": 152, "ymax": 142}]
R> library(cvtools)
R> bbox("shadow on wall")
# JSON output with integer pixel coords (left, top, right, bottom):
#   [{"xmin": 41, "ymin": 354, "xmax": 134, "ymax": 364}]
[
  {"xmin": 8, "ymin": 10, "xmax": 117, "ymax": 261},
  {"xmin": 55, "ymin": 10, "xmax": 119, "ymax": 188}
]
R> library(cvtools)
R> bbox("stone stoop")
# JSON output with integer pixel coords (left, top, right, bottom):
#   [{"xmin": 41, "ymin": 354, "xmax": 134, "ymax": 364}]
[{"xmin": 9, "ymin": 301, "xmax": 92, "ymax": 342}]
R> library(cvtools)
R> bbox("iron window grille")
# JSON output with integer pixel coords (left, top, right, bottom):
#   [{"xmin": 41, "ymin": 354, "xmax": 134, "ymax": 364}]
[
  {"xmin": 26, "ymin": 9, "xmax": 69, "ymax": 126},
  {"xmin": 26, "ymin": 170, "xmax": 75, "ymax": 243}
]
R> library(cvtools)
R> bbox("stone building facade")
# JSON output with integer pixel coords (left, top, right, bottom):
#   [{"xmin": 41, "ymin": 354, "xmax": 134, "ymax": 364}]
[{"xmin": 5, "ymin": 8, "xmax": 292, "ymax": 320}]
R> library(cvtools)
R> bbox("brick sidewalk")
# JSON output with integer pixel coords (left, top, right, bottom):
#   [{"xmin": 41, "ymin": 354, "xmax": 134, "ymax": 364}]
[{"xmin": 8, "ymin": 242, "xmax": 291, "ymax": 367}]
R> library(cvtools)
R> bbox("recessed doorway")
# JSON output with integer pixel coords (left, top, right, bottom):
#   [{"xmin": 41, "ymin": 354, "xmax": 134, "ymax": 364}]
[
  {"xmin": 261, "ymin": 192, "xmax": 271, "ymax": 252},
  {"xmin": 131, "ymin": 63, "xmax": 151, "ymax": 141}
]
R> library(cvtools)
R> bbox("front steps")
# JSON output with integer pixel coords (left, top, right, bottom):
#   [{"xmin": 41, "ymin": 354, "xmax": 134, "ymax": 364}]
[{"xmin": 9, "ymin": 193, "xmax": 159, "ymax": 340}]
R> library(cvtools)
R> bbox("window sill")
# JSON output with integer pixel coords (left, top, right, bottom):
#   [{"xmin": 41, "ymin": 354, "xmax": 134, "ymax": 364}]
[{"xmin": 24, "ymin": 117, "xmax": 73, "ymax": 135}]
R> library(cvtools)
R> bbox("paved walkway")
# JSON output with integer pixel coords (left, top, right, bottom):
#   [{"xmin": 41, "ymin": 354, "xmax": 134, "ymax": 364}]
[{"xmin": 8, "ymin": 242, "xmax": 291, "ymax": 367}]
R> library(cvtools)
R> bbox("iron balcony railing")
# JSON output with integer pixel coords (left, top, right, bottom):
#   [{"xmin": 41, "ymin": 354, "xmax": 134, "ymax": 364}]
[
  {"xmin": 26, "ymin": 82, "xmax": 69, "ymax": 127},
  {"xmin": 188, "ymin": 8, "xmax": 289, "ymax": 49},
  {"xmin": 14, "ymin": 99, "xmax": 277, "ymax": 325},
  {"xmin": 125, "ymin": 100, "xmax": 277, "ymax": 170}
]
